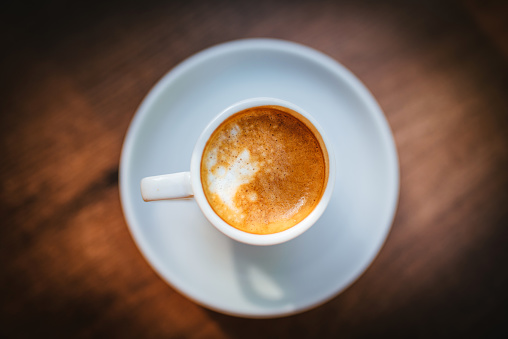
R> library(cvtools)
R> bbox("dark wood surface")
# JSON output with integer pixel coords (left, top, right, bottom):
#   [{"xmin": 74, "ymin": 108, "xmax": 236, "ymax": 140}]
[{"xmin": 1, "ymin": 0, "xmax": 507, "ymax": 337}]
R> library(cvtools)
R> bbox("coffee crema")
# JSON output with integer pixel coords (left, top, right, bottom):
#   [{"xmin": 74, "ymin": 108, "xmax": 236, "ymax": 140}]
[{"xmin": 201, "ymin": 106, "xmax": 328, "ymax": 235}]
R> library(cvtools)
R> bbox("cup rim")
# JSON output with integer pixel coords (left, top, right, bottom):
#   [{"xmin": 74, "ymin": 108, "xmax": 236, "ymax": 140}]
[{"xmin": 190, "ymin": 97, "xmax": 336, "ymax": 246}]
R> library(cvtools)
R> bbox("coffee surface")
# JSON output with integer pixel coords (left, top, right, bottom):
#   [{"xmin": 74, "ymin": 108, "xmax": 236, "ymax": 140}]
[{"xmin": 201, "ymin": 106, "xmax": 327, "ymax": 235}]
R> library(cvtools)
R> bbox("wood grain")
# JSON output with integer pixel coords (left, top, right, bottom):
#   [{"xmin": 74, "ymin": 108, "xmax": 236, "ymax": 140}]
[{"xmin": 1, "ymin": 0, "xmax": 507, "ymax": 337}]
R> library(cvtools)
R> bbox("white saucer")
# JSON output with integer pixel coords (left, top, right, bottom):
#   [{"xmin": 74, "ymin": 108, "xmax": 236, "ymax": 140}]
[{"xmin": 119, "ymin": 39, "xmax": 399, "ymax": 318}]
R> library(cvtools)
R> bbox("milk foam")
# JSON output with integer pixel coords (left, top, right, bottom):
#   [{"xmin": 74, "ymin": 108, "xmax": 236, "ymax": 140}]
[
  {"xmin": 282, "ymin": 197, "xmax": 306, "ymax": 219},
  {"xmin": 206, "ymin": 148, "xmax": 259, "ymax": 212}
]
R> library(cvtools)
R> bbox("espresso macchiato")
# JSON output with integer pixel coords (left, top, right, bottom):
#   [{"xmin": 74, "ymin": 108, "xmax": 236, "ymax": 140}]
[{"xmin": 201, "ymin": 105, "xmax": 328, "ymax": 235}]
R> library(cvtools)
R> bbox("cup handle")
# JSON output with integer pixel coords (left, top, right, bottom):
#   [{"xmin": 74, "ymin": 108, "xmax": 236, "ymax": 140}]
[{"xmin": 140, "ymin": 172, "xmax": 193, "ymax": 201}]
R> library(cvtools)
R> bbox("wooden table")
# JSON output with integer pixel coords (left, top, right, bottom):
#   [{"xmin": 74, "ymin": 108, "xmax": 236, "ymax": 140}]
[{"xmin": 1, "ymin": 0, "xmax": 507, "ymax": 337}]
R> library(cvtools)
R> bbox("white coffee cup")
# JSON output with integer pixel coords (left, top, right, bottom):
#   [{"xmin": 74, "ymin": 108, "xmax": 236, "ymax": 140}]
[{"xmin": 140, "ymin": 97, "xmax": 335, "ymax": 246}]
